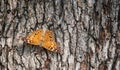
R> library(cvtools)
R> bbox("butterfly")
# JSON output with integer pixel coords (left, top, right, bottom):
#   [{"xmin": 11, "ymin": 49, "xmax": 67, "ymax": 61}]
[{"xmin": 22, "ymin": 29, "xmax": 61, "ymax": 52}]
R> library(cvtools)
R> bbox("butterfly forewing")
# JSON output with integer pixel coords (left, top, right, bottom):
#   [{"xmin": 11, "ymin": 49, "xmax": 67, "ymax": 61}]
[
  {"xmin": 43, "ymin": 30, "xmax": 55, "ymax": 42},
  {"xmin": 25, "ymin": 29, "xmax": 43, "ymax": 45}
]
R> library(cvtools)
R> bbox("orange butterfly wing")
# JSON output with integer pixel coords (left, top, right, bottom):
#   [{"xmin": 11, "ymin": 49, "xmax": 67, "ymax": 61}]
[
  {"xmin": 25, "ymin": 29, "xmax": 43, "ymax": 45},
  {"xmin": 42, "ymin": 30, "xmax": 58, "ymax": 51}
]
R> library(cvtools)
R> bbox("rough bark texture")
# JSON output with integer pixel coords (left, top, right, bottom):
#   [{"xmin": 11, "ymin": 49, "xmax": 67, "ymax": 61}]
[{"xmin": 0, "ymin": 0, "xmax": 120, "ymax": 70}]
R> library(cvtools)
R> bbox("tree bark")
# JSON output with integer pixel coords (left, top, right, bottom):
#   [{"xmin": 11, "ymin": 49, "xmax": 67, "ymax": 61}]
[{"xmin": 0, "ymin": 0, "xmax": 120, "ymax": 70}]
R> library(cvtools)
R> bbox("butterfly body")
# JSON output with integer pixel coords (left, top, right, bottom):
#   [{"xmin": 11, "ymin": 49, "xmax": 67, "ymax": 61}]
[{"xmin": 23, "ymin": 29, "xmax": 59, "ymax": 52}]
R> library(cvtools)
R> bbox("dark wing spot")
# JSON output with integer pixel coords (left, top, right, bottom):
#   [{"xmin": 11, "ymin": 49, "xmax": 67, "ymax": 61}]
[
  {"xmin": 49, "ymin": 36, "xmax": 53, "ymax": 41},
  {"xmin": 50, "ymin": 47, "xmax": 53, "ymax": 50},
  {"xmin": 34, "ymin": 32, "xmax": 39, "ymax": 37}
]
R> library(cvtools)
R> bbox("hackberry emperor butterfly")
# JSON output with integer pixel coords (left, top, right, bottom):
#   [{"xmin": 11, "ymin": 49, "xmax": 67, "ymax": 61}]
[{"xmin": 22, "ymin": 29, "xmax": 60, "ymax": 52}]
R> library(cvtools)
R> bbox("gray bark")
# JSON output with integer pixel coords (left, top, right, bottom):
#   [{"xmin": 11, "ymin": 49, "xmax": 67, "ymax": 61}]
[{"xmin": 0, "ymin": 0, "xmax": 120, "ymax": 70}]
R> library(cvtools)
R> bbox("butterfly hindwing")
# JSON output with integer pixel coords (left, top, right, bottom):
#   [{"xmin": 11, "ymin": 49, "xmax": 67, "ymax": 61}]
[{"xmin": 42, "ymin": 30, "xmax": 57, "ymax": 51}]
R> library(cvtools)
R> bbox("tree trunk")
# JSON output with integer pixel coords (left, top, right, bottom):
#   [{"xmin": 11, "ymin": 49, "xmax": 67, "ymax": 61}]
[{"xmin": 0, "ymin": 0, "xmax": 119, "ymax": 70}]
